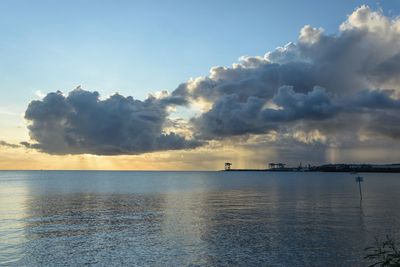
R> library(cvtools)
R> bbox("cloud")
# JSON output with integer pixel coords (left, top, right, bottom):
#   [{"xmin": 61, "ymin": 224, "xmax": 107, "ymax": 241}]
[
  {"xmin": 191, "ymin": 86, "xmax": 339, "ymax": 139},
  {"xmin": 23, "ymin": 5, "xmax": 400, "ymax": 159},
  {"xmin": 264, "ymin": 86, "xmax": 337, "ymax": 122},
  {"xmin": 24, "ymin": 89, "xmax": 201, "ymax": 155},
  {"xmin": 351, "ymin": 89, "xmax": 400, "ymax": 110},
  {"xmin": 0, "ymin": 140, "xmax": 20, "ymax": 149},
  {"xmin": 172, "ymin": 5, "xmax": 400, "ymax": 150}
]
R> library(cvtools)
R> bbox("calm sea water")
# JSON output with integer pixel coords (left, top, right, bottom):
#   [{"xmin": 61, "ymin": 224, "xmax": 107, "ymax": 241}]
[{"xmin": 1, "ymin": 171, "xmax": 399, "ymax": 266}]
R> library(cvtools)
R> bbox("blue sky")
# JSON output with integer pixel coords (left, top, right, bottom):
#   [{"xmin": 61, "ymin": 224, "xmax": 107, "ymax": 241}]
[{"xmin": 1, "ymin": 0, "xmax": 399, "ymax": 111}]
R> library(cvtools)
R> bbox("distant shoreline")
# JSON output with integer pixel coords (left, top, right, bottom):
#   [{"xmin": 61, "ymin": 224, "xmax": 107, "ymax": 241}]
[
  {"xmin": 224, "ymin": 169, "xmax": 400, "ymax": 173},
  {"xmin": 223, "ymin": 163, "xmax": 400, "ymax": 173}
]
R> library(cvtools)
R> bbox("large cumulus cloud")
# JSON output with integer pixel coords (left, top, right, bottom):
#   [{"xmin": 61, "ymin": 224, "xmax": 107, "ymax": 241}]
[
  {"xmin": 24, "ymin": 89, "xmax": 200, "ymax": 155},
  {"xmin": 174, "ymin": 5, "xmax": 400, "ymax": 149},
  {"xmin": 23, "ymin": 5, "xmax": 400, "ymax": 158}
]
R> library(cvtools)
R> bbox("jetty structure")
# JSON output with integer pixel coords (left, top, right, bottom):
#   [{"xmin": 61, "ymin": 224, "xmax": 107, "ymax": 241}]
[
  {"xmin": 223, "ymin": 162, "xmax": 400, "ymax": 173},
  {"xmin": 224, "ymin": 162, "xmax": 232, "ymax": 171}
]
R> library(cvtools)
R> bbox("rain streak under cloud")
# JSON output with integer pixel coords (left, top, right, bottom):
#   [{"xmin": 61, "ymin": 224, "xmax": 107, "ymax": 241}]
[{"xmin": 23, "ymin": 6, "xmax": 400, "ymax": 160}]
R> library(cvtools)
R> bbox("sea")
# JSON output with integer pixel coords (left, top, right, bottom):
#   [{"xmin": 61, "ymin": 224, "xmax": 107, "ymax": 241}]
[{"xmin": 0, "ymin": 171, "xmax": 399, "ymax": 266}]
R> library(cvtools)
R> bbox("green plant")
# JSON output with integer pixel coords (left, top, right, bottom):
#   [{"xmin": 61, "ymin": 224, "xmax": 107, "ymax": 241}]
[{"xmin": 365, "ymin": 235, "xmax": 400, "ymax": 266}]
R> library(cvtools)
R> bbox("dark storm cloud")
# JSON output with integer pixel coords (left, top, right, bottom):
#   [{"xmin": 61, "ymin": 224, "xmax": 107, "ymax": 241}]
[
  {"xmin": 192, "ymin": 94, "xmax": 268, "ymax": 138},
  {"xmin": 192, "ymin": 86, "xmax": 339, "ymax": 139},
  {"xmin": 265, "ymin": 86, "xmax": 337, "ymax": 122},
  {"xmin": 370, "ymin": 53, "xmax": 400, "ymax": 84},
  {"xmin": 24, "ymin": 89, "xmax": 201, "ymax": 155},
  {"xmin": 351, "ymin": 89, "xmax": 400, "ymax": 110},
  {"xmin": 365, "ymin": 112, "xmax": 400, "ymax": 139}
]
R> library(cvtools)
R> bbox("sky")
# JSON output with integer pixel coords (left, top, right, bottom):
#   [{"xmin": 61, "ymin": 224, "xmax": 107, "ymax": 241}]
[{"xmin": 1, "ymin": 0, "xmax": 400, "ymax": 170}]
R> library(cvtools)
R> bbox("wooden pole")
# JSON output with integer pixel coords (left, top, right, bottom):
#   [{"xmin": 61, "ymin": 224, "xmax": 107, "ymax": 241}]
[{"xmin": 355, "ymin": 176, "xmax": 363, "ymax": 200}]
